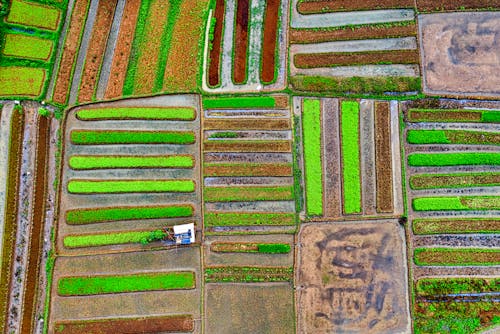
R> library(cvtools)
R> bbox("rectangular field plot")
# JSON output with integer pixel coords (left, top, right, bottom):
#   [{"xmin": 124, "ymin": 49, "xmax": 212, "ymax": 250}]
[
  {"xmin": 6, "ymin": 0, "xmax": 61, "ymax": 31},
  {"xmin": 296, "ymin": 97, "xmax": 404, "ymax": 220},
  {"xmin": 0, "ymin": 66, "xmax": 46, "ymax": 98},
  {"xmin": 2, "ymin": 34, "xmax": 54, "ymax": 61},
  {"xmin": 56, "ymin": 95, "xmax": 201, "ymax": 255}
]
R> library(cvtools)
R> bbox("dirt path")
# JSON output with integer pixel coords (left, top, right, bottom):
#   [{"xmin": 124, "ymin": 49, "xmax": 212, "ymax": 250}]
[
  {"xmin": 0, "ymin": 103, "xmax": 13, "ymax": 269},
  {"xmin": 246, "ymin": 0, "xmax": 264, "ymax": 85}
]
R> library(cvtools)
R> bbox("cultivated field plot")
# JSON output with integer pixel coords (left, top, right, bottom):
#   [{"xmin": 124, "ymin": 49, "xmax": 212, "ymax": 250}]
[
  {"xmin": 297, "ymin": 221, "xmax": 411, "ymax": 334},
  {"xmin": 48, "ymin": 0, "xmax": 208, "ymax": 105},
  {"xmin": 56, "ymin": 95, "xmax": 201, "ymax": 256},
  {"xmin": 419, "ymin": 12, "xmax": 500, "ymax": 99},
  {"xmin": 296, "ymin": 97, "xmax": 403, "ymax": 220},
  {"xmin": 402, "ymin": 100, "xmax": 500, "ymax": 333},
  {"xmin": 203, "ymin": 0, "xmax": 289, "ymax": 92},
  {"xmin": 289, "ymin": 0, "xmax": 421, "ymax": 95},
  {"xmin": 202, "ymin": 95, "xmax": 297, "ymax": 233},
  {"xmin": 48, "ymin": 247, "xmax": 201, "ymax": 334}
]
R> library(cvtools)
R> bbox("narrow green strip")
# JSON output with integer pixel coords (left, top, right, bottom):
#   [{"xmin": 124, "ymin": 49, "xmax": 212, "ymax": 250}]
[
  {"xmin": 204, "ymin": 186, "xmax": 293, "ymax": 202},
  {"xmin": 204, "ymin": 212, "xmax": 295, "ymax": 226},
  {"xmin": 70, "ymin": 130, "xmax": 195, "ymax": 145},
  {"xmin": 407, "ymin": 129, "xmax": 499, "ymax": 145},
  {"xmin": 64, "ymin": 230, "xmax": 156, "ymax": 248},
  {"xmin": 413, "ymin": 196, "xmax": 500, "ymax": 211},
  {"xmin": 407, "ymin": 130, "xmax": 450, "ymax": 144},
  {"xmin": 76, "ymin": 107, "xmax": 195, "ymax": 120},
  {"xmin": 408, "ymin": 153, "xmax": 500, "ymax": 166},
  {"xmin": 341, "ymin": 100, "xmax": 361, "ymax": 214},
  {"xmin": 67, "ymin": 180, "xmax": 195, "ymax": 193},
  {"xmin": 416, "ymin": 277, "xmax": 500, "ymax": 296},
  {"xmin": 482, "ymin": 111, "xmax": 500, "ymax": 123},
  {"xmin": 414, "ymin": 248, "xmax": 500, "ymax": 266},
  {"xmin": 69, "ymin": 155, "xmax": 194, "ymax": 169},
  {"xmin": 203, "ymin": 96, "xmax": 276, "ymax": 109},
  {"xmin": 302, "ymin": 99, "xmax": 323, "ymax": 216},
  {"xmin": 58, "ymin": 272, "xmax": 195, "ymax": 295}
]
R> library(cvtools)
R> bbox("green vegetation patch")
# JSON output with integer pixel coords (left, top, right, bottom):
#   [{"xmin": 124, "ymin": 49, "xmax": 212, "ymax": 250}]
[
  {"xmin": 341, "ymin": 100, "xmax": 361, "ymax": 214},
  {"xmin": 407, "ymin": 129, "xmax": 500, "ymax": 145},
  {"xmin": 0, "ymin": 66, "xmax": 46, "ymax": 98},
  {"xmin": 204, "ymin": 186, "xmax": 293, "ymax": 202},
  {"xmin": 67, "ymin": 179, "xmax": 195, "ymax": 194},
  {"xmin": 70, "ymin": 130, "xmax": 195, "ymax": 145},
  {"xmin": 257, "ymin": 243, "xmax": 291, "ymax": 254},
  {"xmin": 408, "ymin": 152, "xmax": 500, "ymax": 166},
  {"xmin": 416, "ymin": 277, "xmax": 500, "ymax": 296},
  {"xmin": 208, "ymin": 132, "xmax": 238, "ymax": 139},
  {"xmin": 66, "ymin": 205, "xmax": 193, "ymax": 224},
  {"xmin": 204, "ymin": 212, "xmax": 295, "ymax": 226},
  {"xmin": 204, "ymin": 266, "xmax": 293, "ymax": 283},
  {"xmin": 414, "ymin": 247, "xmax": 500, "ymax": 266},
  {"xmin": 413, "ymin": 196, "xmax": 500, "ymax": 211},
  {"xmin": 413, "ymin": 218, "xmax": 500, "ymax": 235},
  {"xmin": 6, "ymin": 0, "xmax": 61, "ymax": 31},
  {"xmin": 302, "ymin": 99, "xmax": 323, "ymax": 216},
  {"xmin": 76, "ymin": 107, "xmax": 195, "ymax": 120},
  {"xmin": 203, "ymin": 96, "xmax": 276, "ymax": 109},
  {"xmin": 58, "ymin": 271, "xmax": 195, "ymax": 295},
  {"xmin": 410, "ymin": 172, "xmax": 500, "ymax": 189},
  {"xmin": 2, "ymin": 34, "xmax": 54, "ymax": 61},
  {"xmin": 408, "ymin": 108, "xmax": 500, "ymax": 123},
  {"xmin": 64, "ymin": 230, "xmax": 162, "ymax": 248},
  {"xmin": 69, "ymin": 155, "xmax": 194, "ymax": 169}
]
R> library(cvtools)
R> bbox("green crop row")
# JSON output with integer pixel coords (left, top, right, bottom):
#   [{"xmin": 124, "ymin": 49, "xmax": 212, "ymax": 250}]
[
  {"xmin": 416, "ymin": 277, "xmax": 500, "ymax": 296},
  {"xmin": 407, "ymin": 129, "xmax": 499, "ymax": 145},
  {"xmin": 67, "ymin": 179, "xmax": 195, "ymax": 194},
  {"xmin": 204, "ymin": 212, "xmax": 295, "ymax": 226},
  {"xmin": 408, "ymin": 152, "xmax": 500, "ymax": 166},
  {"xmin": 412, "ymin": 218, "xmax": 500, "ymax": 235},
  {"xmin": 408, "ymin": 108, "xmax": 500, "ymax": 123},
  {"xmin": 75, "ymin": 107, "xmax": 195, "ymax": 120},
  {"xmin": 302, "ymin": 99, "xmax": 323, "ymax": 216},
  {"xmin": 63, "ymin": 230, "xmax": 164, "ymax": 248},
  {"xmin": 66, "ymin": 204, "xmax": 193, "ymax": 224},
  {"xmin": 412, "ymin": 196, "xmax": 500, "ymax": 211},
  {"xmin": 208, "ymin": 131, "xmax": 238, "ymax": 139},
  {"xmin": 203, "ymin": 186, "xmax": 293, "ymax": 202},
  {"xmin": 414, "ymin": 247, "xmax": 500, "ymax": 266},
  {"xmin": 70, "ymin": 130, "xmax": 195, "ymax": 145},
  {"xmin": 257, "ymin": 243, "xmax": 291, "ymax": 253},
  {"xmin": 69, "ymin": 155, "xmax": 194, "ymax": 169},
  {"xmin": 57, "ymin": 271, "xmax": 195, "ymax": 295},
  {"xmin": 409, "ymin": 172, "xmax": 500, "ymax": 190},
  {"xmin": 203, "ymin": 96, "xmax": 276, "ymax": 109},
  {"xmin": 341, "ymin": 100, "xmax": 361, "ymax": 214}
]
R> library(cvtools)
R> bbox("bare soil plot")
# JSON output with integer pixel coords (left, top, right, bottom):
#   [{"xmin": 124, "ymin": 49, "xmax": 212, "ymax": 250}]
[
  {"xmin": 419, "ymin": 12, "xmax": 500, "ymax": 98},
  {"xmin": 205, "ymin": 283, "xmax": 294, "ymax": 334},
  {"xmin": 297, "ymin": 0, "xmax": 414, "ymax": 14},
  {"xmin": 233, "ymin": 0, "xmax": 250, "ymax": 84},
  {"xmin": 297, "ymin": 221, "xmax": 410, "ymax": 333},
  {"xmin": 261, "ymin": 0, "xmax": 280, "ymax": 83},
  {"xmin": 208, "ymin": 0, "xmax": 226, "ymax": 87},
  {"xmin": 417, "ymin": 0, "xmax": 500, "ymax": 12}
]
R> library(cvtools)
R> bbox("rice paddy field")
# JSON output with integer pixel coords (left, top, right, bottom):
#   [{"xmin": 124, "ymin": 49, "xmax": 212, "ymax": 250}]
[{"xmin": 1, "ymin": 1, "xmax": 500, "ymax": 334}]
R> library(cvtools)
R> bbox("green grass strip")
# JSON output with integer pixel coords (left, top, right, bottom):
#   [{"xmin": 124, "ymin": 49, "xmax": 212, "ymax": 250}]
[
  {"xmin": 203, "ymin": 96, "xmax": 276, "ymax": 109},
  {"xmin": 341, "ymin": 100, "xmax": 361, "ymax": 214},
  {"xmin": 6, "ymin": 0, "xmax": 61, "ymax": 31},
  {"xmin": 76, "ymin": 107, "xmax": 195, "ymax": 120},
  {"xmin": 67, "ymin": 180, "xmax": 195, "ymax": 194},
  {"xmin": 413, "ymin": 196, "xmax": 500, "ymax": 211},
  {"xmin": 302, "ymin": 99, "xmax": 323, "ymax": 216},
  {"xmin": 408, "ymin": 152, "xmax": 500, "ymax": 166},
  {"xmin": 66, "ymin": 205, "xmax": 193, "ymax": 224},
  {"xmin": 64, "ymin": 230, "xmax": 157, "ymax": 248},
  {"xmin": 58, "ymin": 271, "xmax": 195, "ymax": 295},
  {"xmin": 2, "ymin": 34, "xmax": 54, "ymax": 61},
  {"xmin": 257, "ymin": 243, "xmax": 291, "ymax": 253},
  {"xmin": 69, "ymin": 155, "xmax": 194, "ymax": 169},
  {"xmin": 416, "ymin": 277, "xmax": 500, "ymax": 296},
  {"xmin": 407, "ymin": 130, "xmax": 499, "ymax": 145},
  {"xmin": 413, "ymin": 218, "xmax": 500, "ymax": 235},
  {"xmin": 204, "ymin": 186, "xmax": 293, "ymax": 202},
  {"xmin": 482, "ymin": 111, "xmax": 500, "ymax": 123},
  {"xmin": 409, "ymin": 172, "xmax": 500, "ymax": 189},
  {"xmin": 204, "ymin": 212, "xmax": 295, "ymax": 226},
  {"xmin": 414, "ymin": 248, "xmax": 500, "ymax": 266},
  {"xmin": 70, "ymin": 130, "xmax": 195, "ymax": 145}
]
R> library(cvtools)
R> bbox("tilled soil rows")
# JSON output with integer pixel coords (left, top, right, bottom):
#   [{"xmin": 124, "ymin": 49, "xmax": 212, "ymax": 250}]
[
  {"xmin": 417, "ymin": 0, "xmax": 500, "ymax": 11},
  {"xmin": 297, "ymin": 0, "xmax": 414, "ymax": 14},
  {"xmin": 261, "ymin": 0, "xmax": 280, "ymax": 83},
  {"xmin": 208, "ymin": 0, "xmax": 226, "ymax": 87},
  {"xmin": 233, "ymin": 0, "xmax": 250, "ymax": 84},
  {"xmin": 374, "ymin": 101, "xmax": 394, "ymax": 213}
]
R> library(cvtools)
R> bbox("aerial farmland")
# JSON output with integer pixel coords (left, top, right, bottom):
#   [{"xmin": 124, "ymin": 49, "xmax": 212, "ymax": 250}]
[{"xmin": 0, "ymin": 0, "xmax": 499, "ymax": 333}]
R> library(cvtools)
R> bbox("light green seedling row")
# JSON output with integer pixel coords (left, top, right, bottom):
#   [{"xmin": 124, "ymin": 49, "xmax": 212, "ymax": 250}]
[
  {"xmin": 76, "ymin": 107, "xmax": 195, "ymax": 120},
  {"xmin": 67, "ymin": 180, "xmax": 195, "ymax": 193},
  {"xmin": 341, "ymin": 100, "xmax": 361, "ymax": 214},
  {"xmin": 69, "ymin": 155, "xmax": 194, "ymax": 169}
]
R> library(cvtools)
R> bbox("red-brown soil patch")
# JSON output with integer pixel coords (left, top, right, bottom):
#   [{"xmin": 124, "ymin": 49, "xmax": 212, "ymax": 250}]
[
  {"xmin": 290, "ymin": 24, "xmax": 417, "ymax": 44},
  {"xmin": 274, "ymin": 95, "xmax": 289, "ymax": 108},
  {"xmin": 294, "ymin": 49, "xmax": 419, "ymax": 68},
  {"xmin": 417, "ymin": 0, "xmax": 500, "ymax": 12},
  {"xmin": 374, "ymin": 102, "xmax": 393, "ymax": 213},
  {"xmin": 298, "ymin": 0, "xmax": 414, "ymax": 14},
  {"xmin": 204, "ymin": 140, "xmax": 291, "ymax": 152},
  {"xmin": 415, "ymin": 249, "xmax": 500, "ymax": 265},
  {"xmin": 104, "ymin": 0, "xmax": 141, "ymax": 99},
  {"xmin": 20, "ymin": 116, "xmax": 50, "ymax": 334},
  {"xmin": 203, "ymin": 118, "xmax": 290, "ymax": 130},
  {"xmin": 78, "ymin": 0, "xmax": 117, "ymax": 102},
  {"xmin": 211, "ymin": 242, "xmax": 259, "ymax": 252},
  {"xmin": 54, "ymin": 315, "xmax": 194, "ymax": 334},
  {"xmin": 260, "ymin": 0, "xmax": 279, "ymax": 83},
  {"xmin": 407, "ymin": 110, "xmax": 482, "ymax": 122},
  {"xmin": 52, "ymin": 0, "xmax": 90, "ymax": 104},
  {"xmin": 0, "ymin": 109, "xmax": 24, "ymax": 333},
  {"xmin": 208, "ymin": 0, "xmax": 225, "ymax": 87},
  {"xmin": 233, "ymin": 0, "xmax": 249, "ymax": 84},
  {"xmin": 204, "ymin": 164, "xmax": 292, "ymax": 177}
]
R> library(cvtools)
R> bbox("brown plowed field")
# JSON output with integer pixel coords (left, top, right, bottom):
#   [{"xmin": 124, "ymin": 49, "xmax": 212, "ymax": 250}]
[
  {"xmin": 408, "ymin": 110, "xmax": 482, "ymax": 122},
  {"xmin": 260, "ymin": 0, "xmax": 280, "ymax": 83},
  {"xmin": 413, "ymin": 219, "xmax": 500, "ymax": 234},
  {"xmin": 233, "ymin": 0, "xmax": 249, "ymax": 84},
  {"xmin": 411, "ymin": 174, "xmax": 500, "ymax": 189},
  {"xmin": 104, "ymin": 0, "xmax": 141, "ymax": 99},
  {"xmin": 294, "ymin": 49, "xmax": 419, "ymax": 68},
  {"xmin": 211, "ymin": 242, "xmax": 259, "ymax": 252},
  {"xmin": 52, "ymin": 0, "xmax": 90, "ymax": 104},
  {"xmin": 204, "ymin": 140, "xmax": 291, "ymax": 152},
  {"xmin": 274, "ymin": 95, "xmax": 289, "ymax": 108},
  {"xmin": 204, "ymin": 164, "xmax": 292, "ymax": 176},
  {"xmin": 78, "ymin": 0, "xmax": 117, "ymax": 103},
  {"xmin": 289, "ymin": 24, "xmax": 416, "ymax": 44},
  {"xmin": 417, "ymin": 0, "xmax": 500, "ymax": 11},
  {"xmin": 54, "ymin": 315, "xmax": 194, "ymax": 334},
  {"xmin": 20, "ymin": 116, "xmax": 50, "ymax": 334},
  {"xmin": 297, "ymin": 0, "xmax": 414, "ymax": 14},
  {"xmin": 208, "ymin": 0, "xmax": 225, "ymax": 87},
  {"xmin": 416, "ymin": 249, "xmax": 500, "ymax": 265},
  {"xmin": 374, "ymin": 102, "xmax": 393, "ymax": 213},
  {"xmin": 203, "ymin": 118, "xmax": 290, "ymax": 130}
]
